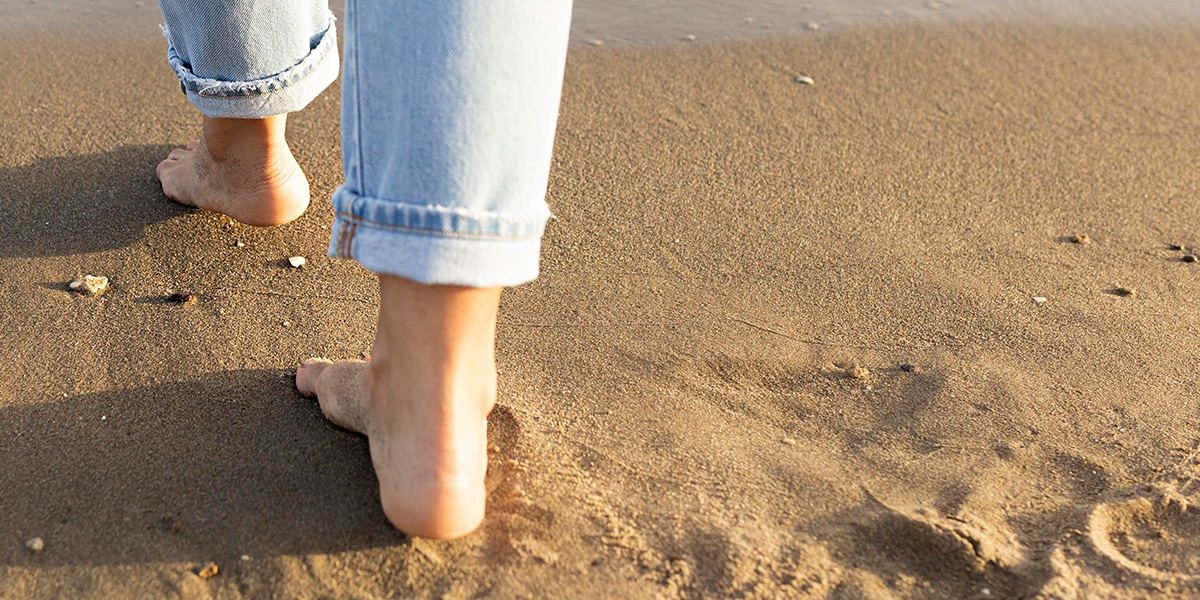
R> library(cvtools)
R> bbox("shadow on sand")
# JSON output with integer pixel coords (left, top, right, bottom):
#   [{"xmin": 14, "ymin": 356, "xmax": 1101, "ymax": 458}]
[
  {"xmin": 0, "ymin": 368, "xmax": 525, "ymax": 568},
  {"xmin": 0, "ymin": 369, "xmax": 396, "ymax": 567},
  {"xmin": 0, "ymin": 144, "xmax": 190, "ymax": 259}
]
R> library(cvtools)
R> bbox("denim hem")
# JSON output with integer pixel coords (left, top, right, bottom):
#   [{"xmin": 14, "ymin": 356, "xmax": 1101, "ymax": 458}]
[
  {"xmin": 330, "ymin": 186, "xmax": 549, "ymax": 240},
  {"xmin": 164, "ymin": 12, "xmax": 339, "ymax": 118},
  {"xmin": 328, "ymin": 215, "xmax": 542, "ymax": 287}
]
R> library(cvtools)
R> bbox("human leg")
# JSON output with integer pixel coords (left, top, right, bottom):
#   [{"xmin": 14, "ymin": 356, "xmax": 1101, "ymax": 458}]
[
  {"xmin": 154, "ymin": 0, "xmax": 338, "ymax": 225},
  {"xmin": 297, "ymin": 278, "xmax": 500, "ymax": 538},
  {"xmin": 297, "ymin": 0, "xmax": 572, "ymax": 538}
]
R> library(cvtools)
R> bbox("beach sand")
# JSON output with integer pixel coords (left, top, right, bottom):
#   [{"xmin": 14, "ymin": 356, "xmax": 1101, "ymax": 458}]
[{"xmin": 3, "ymin": 16, "xmax": 1200, "ymax": 599}]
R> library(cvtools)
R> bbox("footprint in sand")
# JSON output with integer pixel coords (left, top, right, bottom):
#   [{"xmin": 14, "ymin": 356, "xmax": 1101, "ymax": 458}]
[
  {"xmin": 1088, "ymin": 482, "xmax": 1200, "ymax": 584},
  {"xmin": 862, "ymin": 489, "xmax": 1026, "ymax": 573}
]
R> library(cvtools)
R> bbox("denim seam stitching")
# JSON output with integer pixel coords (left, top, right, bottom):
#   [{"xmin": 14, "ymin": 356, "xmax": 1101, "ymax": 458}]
[
  {"xmin": 334, "ymin": 214, "xmax": 541, "ymax": 241},
  {"xmin": 350, "ymin": 0, "xmax": 365, "ymax": 207}
]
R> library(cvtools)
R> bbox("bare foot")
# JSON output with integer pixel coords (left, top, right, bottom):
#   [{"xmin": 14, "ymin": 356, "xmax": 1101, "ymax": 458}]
[
  {"xmin": 296, "ymin": 276, "xmax": 501, "ymax": 539},
  {"xmin": 296, "ymin": 358, "xmax": 370, "ymax": 433},
  {"xmin": 156, "ymin": 115, "xmax": 310, "ymax": 227}
]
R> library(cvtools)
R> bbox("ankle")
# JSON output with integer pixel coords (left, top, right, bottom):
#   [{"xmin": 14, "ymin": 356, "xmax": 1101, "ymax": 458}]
[
  {"xmin": 371, "ymin": 274, "xmax": 501, "ymax": 408},
  {"xmin": 200, "ymin": 115, "xmax": 290, "ymax": 162},
  {"xmin": 364, "ymin": 348, "xmax": 496, "ymax": 425}
]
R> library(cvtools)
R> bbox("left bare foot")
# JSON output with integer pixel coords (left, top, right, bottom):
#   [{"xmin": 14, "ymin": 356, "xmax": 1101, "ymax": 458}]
[{"xmin": 156, "ymin": 115, "xmax": 310, "ymax": 226}]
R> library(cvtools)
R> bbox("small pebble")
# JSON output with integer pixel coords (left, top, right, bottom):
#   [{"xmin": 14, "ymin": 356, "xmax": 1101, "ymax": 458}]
[
  {"xmin": 25, "ymin": 537, "xmax": 44, "ymax": 553},
  {"xmin": 1169, "ymin": 244, "xmax": 1186, "ymax": 251},
  {"xmin": 744, "ymin": 17, "xmax": 754, "ymax": 24},
  {"xmin": 1182, "ymin": 255, "xmax": 1198, "ymax": 263},
  {"xmin": 1032, "ymin": 296, "xmax": 1047, "ymax": 304},
  {"xmin": 881, "ymin": 9, "xmax": 893, "ymax": 16},
  {"xmin": 589, "ymin": 39, "xmax": 604, "ymax": 47},
  {"xmin": 900, "ymin": 364, "xmax": 916, "ymax": 372},
  {"xmin": 236, "ymin": 241, "xmax": 245, "ymax": 248},
  {"xmin": 240, "ymin": 555, "xmax": 251, "ymax": 561},
  {"xmin": 287, "ymin": 256, "xmax": 307, "ymax": 268},
  {"xmin": 282, "ymin": 321, "xmax": 291, "ymax": 327},
  {"xmin": 684, "ymin": 34, "xmax": 696, "ymax": 42},
  {"xmin": 487, "ymin": 444, "xmax": 500, "ymax": 453},
  {"xmin": 168, "ymin": 292, "xmax": 197, "ymax": 305},
  {"xmin": 848, "ymin": 366, "xmax": 870, "ymax": 380},
  {"xmin": 807, "ymin": 22, "xmax": 820, "ymax": 30},
  {"xmin": 1115, "ymin": 287, "xmax": 1136, "ymax": 298},
  {"xmin": 781, "ymin": 437, "xmax": 797, "ymax": 446},
  {"xmin": 794, "ymin": 75, "xmax": 815, "ymax": 85},
  {"xmin": 1070, "ymin": 234, "xmax": 1091, "ymax": 245},
  {"xmin": 69, "ymin": 275, "xmax": 109, "ymax": 296},
  {"xmin": 197, "ymin": 563, "xmax": 219, "ymax": 579}
]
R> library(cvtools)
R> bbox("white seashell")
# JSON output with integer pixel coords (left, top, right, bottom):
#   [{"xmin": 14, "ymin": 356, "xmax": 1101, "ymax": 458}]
[
  {"xmin": 288, "ymin": 256, "xmax": 307, "ymax": 268},
  {"xmin": 69, "ymin": 275, "xmax": 108, "ymax": 296}
]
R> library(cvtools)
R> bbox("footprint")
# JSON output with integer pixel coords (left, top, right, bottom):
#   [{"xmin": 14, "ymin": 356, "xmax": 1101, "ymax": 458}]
[
  {"xmin": 1088, "ymin": 483, "xmax": 1200, "ymax": 583},
  {"xmin": 484, "ymin": 404, "xmax": 522, "ymax": 495},
  {"xmin": 862, "ymin": 488, "xmax": 1026, "ymax": 573}
]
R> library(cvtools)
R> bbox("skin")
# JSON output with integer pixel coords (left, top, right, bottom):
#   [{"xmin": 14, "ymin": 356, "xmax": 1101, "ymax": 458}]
[
  {"xmin": 157, "ymin": 116, "xmax": 310, "ymax": 227},
  {"xmin": 159, "ymin": 118, "xmax": 499, "ymax": 539}
]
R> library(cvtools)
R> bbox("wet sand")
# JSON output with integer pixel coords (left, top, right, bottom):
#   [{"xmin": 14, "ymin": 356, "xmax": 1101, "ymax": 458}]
[{"xmin": 3, "ymin": 12, "xmax": 1200, "ymax": 600}]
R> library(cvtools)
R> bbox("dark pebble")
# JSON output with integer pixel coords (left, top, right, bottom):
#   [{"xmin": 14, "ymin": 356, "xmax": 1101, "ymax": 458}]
[
  {"xmin": 168, "ymin": 292, "xmax": 197, "ymax": 305},
  {"xmin": 1183, "ymin": 255, "xmax": 1198, "ymax": 263},
  {"xmin": 900, "ymin": 364, "xmax": 916, "ymax": 372}
]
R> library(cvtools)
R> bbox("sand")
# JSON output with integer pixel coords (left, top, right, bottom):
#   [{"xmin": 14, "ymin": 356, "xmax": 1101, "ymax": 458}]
[{"xmin": 3, "ymin": 11, "xmax": 1200, "ymax": 600}]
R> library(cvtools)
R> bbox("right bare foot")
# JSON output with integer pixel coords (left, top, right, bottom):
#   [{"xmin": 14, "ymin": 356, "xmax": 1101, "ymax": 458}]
[
  {"xmin": 296, "ymin": 276, "xmax": 501, "ymax": 539},
  {"xmin": 156, "ymin": 115, "xmax": 310, "ymax": 227}
]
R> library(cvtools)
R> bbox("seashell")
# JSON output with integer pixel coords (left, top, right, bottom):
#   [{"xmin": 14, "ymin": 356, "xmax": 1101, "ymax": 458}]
[{"xmin": 69, "ymin": 275, "xmax": 108, "ymax": 296}]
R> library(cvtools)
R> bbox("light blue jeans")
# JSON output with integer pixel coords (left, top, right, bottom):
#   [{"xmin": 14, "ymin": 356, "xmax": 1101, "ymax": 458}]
[{"xmin": 157, "ymin": 0, "xmax": 572, "ymax": 287}]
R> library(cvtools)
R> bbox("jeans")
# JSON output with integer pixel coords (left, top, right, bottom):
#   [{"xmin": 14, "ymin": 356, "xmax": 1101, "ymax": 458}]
[{"xmin": 156, "ymin": 0, "xmax": 573, "ymax": 287}]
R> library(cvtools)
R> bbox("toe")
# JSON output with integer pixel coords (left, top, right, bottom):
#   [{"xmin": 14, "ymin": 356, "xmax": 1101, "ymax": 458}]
[
  {"xmin": 186, "ymin": 139, "xmax": 201, "ymax": 150},
  {"xmin": 296, "ymin": 358, "xmax": 333, "ymax": 397}
]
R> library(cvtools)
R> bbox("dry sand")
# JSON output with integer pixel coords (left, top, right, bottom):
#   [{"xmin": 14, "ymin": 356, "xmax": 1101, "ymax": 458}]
[{"xmin": 3, "ymin": 15, "xmax": 1200, "ymax": 600}]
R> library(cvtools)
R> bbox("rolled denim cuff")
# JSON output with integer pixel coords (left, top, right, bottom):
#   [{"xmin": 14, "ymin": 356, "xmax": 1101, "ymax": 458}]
[
  {"xmin": 163, "ymin": 13, "xmax": 339, "ymax": 118},
  {"xmin": 328, "ymin": 186, "xmax": 549, "ymax": 287}
]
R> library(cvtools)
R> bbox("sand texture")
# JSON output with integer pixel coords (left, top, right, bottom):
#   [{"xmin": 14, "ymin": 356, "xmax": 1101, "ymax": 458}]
[{"xmin": 4, "ymin": 21, "xmax": 1200, "ymax": 599}]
